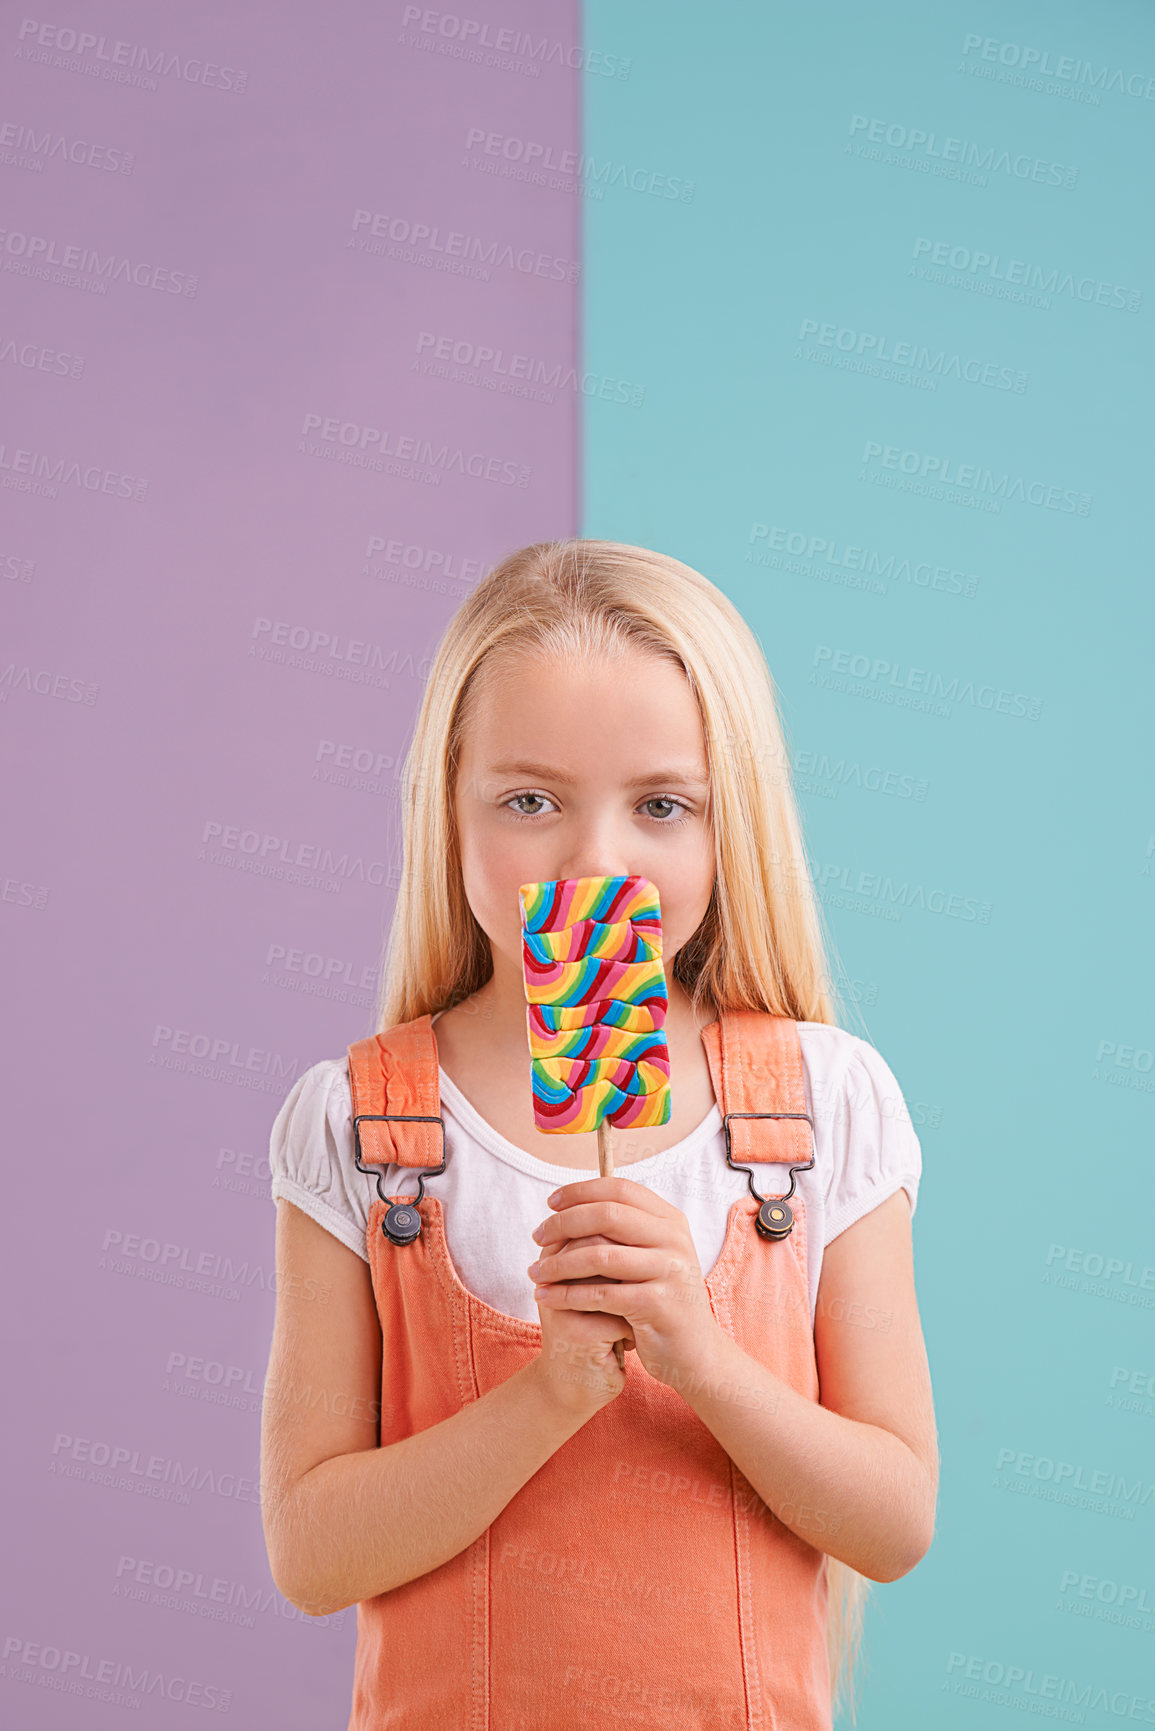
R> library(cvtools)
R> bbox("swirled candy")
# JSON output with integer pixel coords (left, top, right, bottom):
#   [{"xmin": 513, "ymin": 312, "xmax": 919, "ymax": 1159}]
[{"xmin": 519, "ymin": 874, "xmax": 672, "ymax": 1133}]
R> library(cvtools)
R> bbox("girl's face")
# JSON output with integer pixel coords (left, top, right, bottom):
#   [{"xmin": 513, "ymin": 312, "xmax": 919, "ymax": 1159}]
[{"xmin": 454, "ymin": 647, "xmax": 715, "ymax": 995}]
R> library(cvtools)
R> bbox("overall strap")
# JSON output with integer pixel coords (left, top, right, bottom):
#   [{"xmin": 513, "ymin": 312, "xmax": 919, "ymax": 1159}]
[
  {"xmin": 347, "ymin": 1013, "xmax": 444, "ymax": 1170},
  {"xmin": 700, "ymin": 1009, "xmax": 813, "ymax": 1165}
]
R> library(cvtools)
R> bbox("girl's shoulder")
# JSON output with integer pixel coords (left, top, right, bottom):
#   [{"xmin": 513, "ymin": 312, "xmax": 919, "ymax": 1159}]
[
  {"xmin": 792, "ymin": 1020, "xmax": 924, "ymax": 1234},
  {"xmin": 270, "ymin": 1057, "xmax": 352, "ymax": 1145},
  {"xmin": 268, "ymin": 1058, "xmax": 367, "ymax": 1261},
  {"xmin": 793, "ymin": 1019, "xmax": 912, "ymax": 1099},
  {"xmin": 793, "ymin": 1018, "xmax": 866, "ymax": 1069}
]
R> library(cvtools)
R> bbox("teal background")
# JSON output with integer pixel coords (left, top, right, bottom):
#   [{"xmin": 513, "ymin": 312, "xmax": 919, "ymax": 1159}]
[{"xmin": 582, "ymin": 1, "xmax": 1155, "ymax": 1724}]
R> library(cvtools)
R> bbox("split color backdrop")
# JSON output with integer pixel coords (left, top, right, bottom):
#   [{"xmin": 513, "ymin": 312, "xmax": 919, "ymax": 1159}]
[{"xmin": 3, "ymin": 1, "xmax": 1153, "ymax": 1726}]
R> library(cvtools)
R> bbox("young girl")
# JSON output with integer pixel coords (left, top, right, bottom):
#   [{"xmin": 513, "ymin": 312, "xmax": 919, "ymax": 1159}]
[{"xmin": 260, "ymin": 539, "xmax": 938, "ymax": 1730}]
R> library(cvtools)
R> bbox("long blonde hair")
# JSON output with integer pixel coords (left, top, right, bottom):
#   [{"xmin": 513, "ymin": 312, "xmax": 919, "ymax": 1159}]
[{"xmin": 375, "ymin": 537, "xmax": 869, "ymax": 1718}]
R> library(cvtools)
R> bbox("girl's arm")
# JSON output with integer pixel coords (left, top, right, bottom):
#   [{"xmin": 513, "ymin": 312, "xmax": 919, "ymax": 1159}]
[
  {"xmin": 260, "ymin": 1200, "xmax": 598, "ymax": 1617},
  {"xmin": 671, "ymin": 1187, "xmax": 938, "ymax": 1581}
]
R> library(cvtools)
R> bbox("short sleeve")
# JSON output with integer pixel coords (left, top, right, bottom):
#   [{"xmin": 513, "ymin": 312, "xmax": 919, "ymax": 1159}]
[
  {"xmin": 268, "ymin": 1059, "xmax": 370, "ymax": 1262},
  {"xmin": 821, "ymin": 1036, "xmax": 922, "ymax": 1243}
]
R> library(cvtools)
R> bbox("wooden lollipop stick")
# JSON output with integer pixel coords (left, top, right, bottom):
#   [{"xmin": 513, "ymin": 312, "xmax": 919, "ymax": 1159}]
[
  {"xmin": 597, "ymin": 1117, "xmax": 627, "ymax": 1372},
  {"xmin": 596, "ymin": 1113, "xmax": 615, "ymax": 1180}
]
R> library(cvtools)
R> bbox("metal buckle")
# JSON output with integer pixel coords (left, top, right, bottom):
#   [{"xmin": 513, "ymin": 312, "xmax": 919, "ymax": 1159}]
[
  {"xmin": 353, "ymin": 1112, "xmax": 446, "ymax": 1206},
  {"xmin": 722, "ymin": 1110, "xmax": 816, "ymax": 1206}
]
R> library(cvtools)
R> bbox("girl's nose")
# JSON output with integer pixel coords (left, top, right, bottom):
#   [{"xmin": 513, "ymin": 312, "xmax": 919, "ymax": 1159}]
[{"xmin": 557, "ymin": 858, "xmax": 632, "ymax": 883}]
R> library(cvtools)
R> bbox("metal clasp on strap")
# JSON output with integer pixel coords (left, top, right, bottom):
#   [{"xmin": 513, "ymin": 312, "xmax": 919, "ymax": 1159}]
[
  {"xmin": 722, "ymin": 1111, "xmax": 816, "ymax": 1240},
  {"xmin": 352, "ymin": 1113, "xmax": 446, "ymax": 1207}
]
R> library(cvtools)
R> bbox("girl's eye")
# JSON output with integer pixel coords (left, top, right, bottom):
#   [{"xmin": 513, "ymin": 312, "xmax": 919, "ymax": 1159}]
[
  {"xmin": 505, "ymin": 793, "xmax": 557, "ymax": 820},
  {"xmin": 641, "ymin": 797, "xmax": 691, "ymax": 824},
  {"xmin": 503, "ymin": 793, "xmax": 692, "ymax": 825}
]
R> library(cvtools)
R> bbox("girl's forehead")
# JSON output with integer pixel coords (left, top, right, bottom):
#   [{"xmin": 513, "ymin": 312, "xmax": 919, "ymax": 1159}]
[
  {"xmin": 468, "ymin": 658, "xmax": 706, "ymax": 754},
  {"xmin": 476, "ymin": 647, "xmax": 697, "ymax": 710},
  {"xmin": 457, "ymin": 657, "xmax": 709, "ymax": 792}
]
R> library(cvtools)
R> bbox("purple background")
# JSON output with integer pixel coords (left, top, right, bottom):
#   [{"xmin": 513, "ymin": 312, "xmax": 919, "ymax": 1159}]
[{"xmin": 3, "ymin": 2, "xmax": 578, "ymax": 1720}]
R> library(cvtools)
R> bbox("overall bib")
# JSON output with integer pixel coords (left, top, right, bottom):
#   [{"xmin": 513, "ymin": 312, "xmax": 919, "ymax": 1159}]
[{"xmin": 345, "ymin": 1010, "xmax": 831, "ymax": 1731}]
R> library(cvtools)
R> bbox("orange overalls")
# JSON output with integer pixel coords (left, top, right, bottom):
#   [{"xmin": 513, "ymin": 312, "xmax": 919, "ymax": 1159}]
[{"xmin": 345, "ymin": 1010, "xmax": 831, "ymax": 1730}]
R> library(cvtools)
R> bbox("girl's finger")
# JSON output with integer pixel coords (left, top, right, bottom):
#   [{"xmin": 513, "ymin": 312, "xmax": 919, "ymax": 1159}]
[
  {"xmin": 530, "ymin": 1243, "xmax": 666, "ymax": 1289},
  {"xmin": 545, "ymin": 1176, "xmax": 678, "ymax": 1220},
  {"xmin": 538, "ymin": 1264, "xmax": 702, "ymax": 1306},
  {"xmin": 532, "ymin": 1279, "xmax": 661, "ymax": 1314},
  {"xmin": 535, "ymin": 1199, "xmax": 673, "ymax": 1251}
]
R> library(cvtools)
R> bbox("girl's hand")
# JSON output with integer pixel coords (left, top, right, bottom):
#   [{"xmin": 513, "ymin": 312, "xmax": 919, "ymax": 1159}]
[
  {"xmin": 527, "ymin": 1176, "xmax": 721, "ymax": 1387},
  {"xmin": 529, "ymin": 1269, "xmax": 636, "ymax": 1418}
]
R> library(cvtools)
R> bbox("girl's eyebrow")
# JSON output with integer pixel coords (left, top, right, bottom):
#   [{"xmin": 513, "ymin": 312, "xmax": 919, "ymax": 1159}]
[{"xmin": 487, "ymin": 758, "xmax": 709, "ymax": 790}]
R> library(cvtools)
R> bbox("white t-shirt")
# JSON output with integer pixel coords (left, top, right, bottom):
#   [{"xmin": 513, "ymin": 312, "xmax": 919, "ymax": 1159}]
[{"xmin": 267, "ymin": 1018, "xmax": 922, "ymax": 1326}]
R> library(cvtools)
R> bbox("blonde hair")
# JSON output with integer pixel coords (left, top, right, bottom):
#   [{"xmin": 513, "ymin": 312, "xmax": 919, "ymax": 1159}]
[{"xmin": 375, "ymin": 537, "xmax": 869, "ymax": 1718}]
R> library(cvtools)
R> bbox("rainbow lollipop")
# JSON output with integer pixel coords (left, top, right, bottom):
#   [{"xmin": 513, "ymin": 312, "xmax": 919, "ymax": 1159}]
[
  {"xmin": 519, "ymin": 874, "xmax": 672, "ymax": 1369},
  {"xmin": 519, "ymin": 874, "xmax": 672, "ymax": 1133}
]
